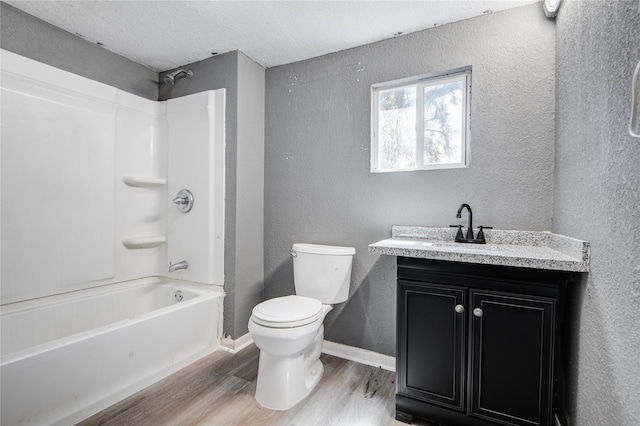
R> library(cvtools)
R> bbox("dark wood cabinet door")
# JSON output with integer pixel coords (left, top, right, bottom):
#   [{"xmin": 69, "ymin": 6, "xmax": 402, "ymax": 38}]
[
  {"xmin": 398, "ymin": 281, "xmax": 467, "ymax": 412},
  {"xmin": 469, "ymin": 290, "xmax": 556, "ymax": 426}
]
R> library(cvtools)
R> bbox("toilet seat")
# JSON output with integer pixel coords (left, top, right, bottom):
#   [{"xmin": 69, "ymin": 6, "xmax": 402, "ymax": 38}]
[{"xmin": 252, "ymin": 295, "xmax": 323, "ymax": 328}]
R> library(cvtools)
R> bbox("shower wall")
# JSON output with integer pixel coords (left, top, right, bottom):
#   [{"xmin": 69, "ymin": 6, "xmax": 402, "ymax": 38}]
[
  {"xmin": 167, "ymin": 91, "xmax": 225, "ymax": 285},
  {"xmin": 1, "ymin": 50, "xmax": 163, "ymax": 304},
  {"xmin": 0, "ymin": 49, "xmax": 225, "ymax": 305}
]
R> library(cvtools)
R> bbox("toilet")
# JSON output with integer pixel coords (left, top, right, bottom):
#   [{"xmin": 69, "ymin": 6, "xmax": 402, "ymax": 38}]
[{"xmin": 248, "ymin": 243, "xmax": 355, "ymax": 410}]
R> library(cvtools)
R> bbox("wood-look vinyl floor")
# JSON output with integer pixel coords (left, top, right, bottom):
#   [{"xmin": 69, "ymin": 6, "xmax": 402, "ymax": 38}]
[{"xmin": 78, "ymin": 344, "xmax": 435, "ymax": 426}]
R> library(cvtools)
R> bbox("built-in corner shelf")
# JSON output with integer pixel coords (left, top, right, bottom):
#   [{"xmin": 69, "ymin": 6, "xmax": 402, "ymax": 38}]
[
  {"xmin": 121, "ymin": 176, "xmax": 167, "ymax": 249},
  {"xmin": 122, "ymin": 236, "xmax": 166, "ymax": 249},
  {"xmin": 122, "ymin": 176, "xmax": 167, "ymax": 188}
]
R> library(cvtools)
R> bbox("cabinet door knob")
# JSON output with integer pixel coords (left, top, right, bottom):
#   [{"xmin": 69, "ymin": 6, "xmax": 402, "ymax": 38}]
[
  {"xmin": 455, "ymin": 304, "xmax": 465, "ymax": 314},
  {"xmin": 473, "ymin": 308, "xmax": 484, "ymax": 317}
]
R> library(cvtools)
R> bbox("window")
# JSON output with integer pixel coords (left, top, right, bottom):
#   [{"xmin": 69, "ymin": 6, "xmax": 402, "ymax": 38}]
[{"xmin": 371, "ymin": 68, "xmax": 471, "ymax": 173}]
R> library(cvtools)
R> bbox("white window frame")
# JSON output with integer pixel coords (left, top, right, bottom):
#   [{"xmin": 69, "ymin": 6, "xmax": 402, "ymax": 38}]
[{"xmin": 371, "ymin": 68, "xmax": 471, "ymax": 173}]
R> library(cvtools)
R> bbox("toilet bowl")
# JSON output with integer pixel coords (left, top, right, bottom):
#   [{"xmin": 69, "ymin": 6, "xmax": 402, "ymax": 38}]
[
  {"xmin": 249, "ymin": 296, "xmax": 331, "ymax": 410},
  {"xmin": 248, "ymin": 243, "xmax": 355, "ymax": 410}
]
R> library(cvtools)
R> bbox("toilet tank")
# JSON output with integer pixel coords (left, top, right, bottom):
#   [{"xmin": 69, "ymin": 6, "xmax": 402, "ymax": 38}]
[{"xmin": 292, "ymin": 243, "xmax": 355, "ymax": 304}]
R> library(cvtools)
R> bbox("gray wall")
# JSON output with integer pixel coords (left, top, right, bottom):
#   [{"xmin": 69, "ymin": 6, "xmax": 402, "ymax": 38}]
[
  {"xmin": 264, "ymin": 3, "xmax": 556, "ymax": 356},
  {"xmin": 161, "ymin": 52, "xmax": 266, "ymax": 339},
  {"xmin": 554, "ymin": 1, "xmax": 640, "ymax": 424},
  {"xmin": 0, "ymin": 2, "xmax": 157, "ymax": 100},
  {"xmin": 234, "ymin": 53, "xmax": 266, "ymax": 338}
]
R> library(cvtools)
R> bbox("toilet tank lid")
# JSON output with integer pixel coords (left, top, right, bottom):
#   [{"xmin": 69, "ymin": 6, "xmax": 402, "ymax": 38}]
[{"xmin": 293, "ymin": 243, "xmax": 355, "ymax": 256}]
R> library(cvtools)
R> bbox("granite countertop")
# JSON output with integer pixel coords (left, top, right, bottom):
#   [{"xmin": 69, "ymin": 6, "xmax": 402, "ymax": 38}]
[{"xmin": 368, "ymin": 226, "xmax": 590, "ymax": 272}]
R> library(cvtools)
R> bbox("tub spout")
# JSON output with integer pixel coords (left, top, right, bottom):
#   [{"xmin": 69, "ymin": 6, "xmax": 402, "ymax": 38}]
[{"xmin": 168, "ymin": 260, "xmax": 189, "ymax": 273}]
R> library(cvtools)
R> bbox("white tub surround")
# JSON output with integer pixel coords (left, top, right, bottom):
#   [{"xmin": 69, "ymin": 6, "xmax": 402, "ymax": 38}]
[
  {"xmin": 0, "ymin": 278, "xmax": 224, "ymax": 425},
  {"xmin": 369, "ymin": 226, "xmax": 590, "ymax": 272},
  {"xmin": 1, "ymin": 49, "xmax": 226, "ymax": 305},
  {"xmin": 1, "ymin": 50, "xmax": 120, "ymax": 303},
  {"xmin": 167, "ymin": 91, "xmax": 225, "ymax": 285}
]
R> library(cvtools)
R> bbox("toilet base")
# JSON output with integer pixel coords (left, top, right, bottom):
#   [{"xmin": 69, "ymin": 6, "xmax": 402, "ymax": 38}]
[{"xmin": 254, "ymin": 325, "xmax": 325, "ymax": 410}]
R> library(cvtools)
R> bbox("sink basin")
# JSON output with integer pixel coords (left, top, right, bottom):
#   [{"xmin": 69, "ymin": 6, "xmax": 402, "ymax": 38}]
[
  {"xmin": 383, "ymin": 239, "xmax": 508, "ymax": 253},
  {"xmin": 421, "ymin": 242, "xmax": 507, "ymax": 252}
]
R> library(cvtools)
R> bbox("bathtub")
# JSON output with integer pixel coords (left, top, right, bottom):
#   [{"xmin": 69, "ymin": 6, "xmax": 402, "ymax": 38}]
[{"xmin": 0, "ymin": 277, "xmax": 224, "ymax": 425}]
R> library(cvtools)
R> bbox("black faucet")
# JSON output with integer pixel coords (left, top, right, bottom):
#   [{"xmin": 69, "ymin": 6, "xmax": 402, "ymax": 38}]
[
  {"xmin": 452, "ymin": 203, "xmax": 492, "ymax": 244},
  {"xmin": 457, "ymin": 203, "xmax": 474, "ymax": 240}
]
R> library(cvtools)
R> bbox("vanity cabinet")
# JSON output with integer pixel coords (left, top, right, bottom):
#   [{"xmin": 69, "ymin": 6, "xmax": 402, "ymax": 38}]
[{"xmin": 396, "ymin": 257, "xmax": 572, "ymax": 426}]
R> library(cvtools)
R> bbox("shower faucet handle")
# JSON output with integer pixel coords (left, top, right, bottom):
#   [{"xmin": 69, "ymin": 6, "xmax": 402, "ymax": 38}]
[
  {"xmin": 172, "ymin": 196, "xmax": 188, "ymax": 205},
  {"xmin": 172, "ymin": 189, "xmax": 194, "ymax": 213}
]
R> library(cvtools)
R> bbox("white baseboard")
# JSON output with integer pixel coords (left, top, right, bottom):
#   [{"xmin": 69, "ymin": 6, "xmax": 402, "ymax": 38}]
[
  {"xmin": 221, "ymin": 335, "xmax": 395, "ymax": 372},
  {"xmin": 322, "ymin": 340, "xmax": 396, "ymax": 372},
  {"xmin": 220, "ymin": 332, "xmax": 253, "ymax": 354}
]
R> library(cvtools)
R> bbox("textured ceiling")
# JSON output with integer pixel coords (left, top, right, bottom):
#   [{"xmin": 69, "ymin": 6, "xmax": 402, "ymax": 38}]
[{"xmin": 6, "ymin": 1, "xmax": 536, "ymax": 71}]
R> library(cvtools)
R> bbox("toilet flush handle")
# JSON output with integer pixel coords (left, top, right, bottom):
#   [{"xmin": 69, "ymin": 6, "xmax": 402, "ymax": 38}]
[{"xmin": 290, "ymin": 252, "xmax": 297, "ymax": 258}]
